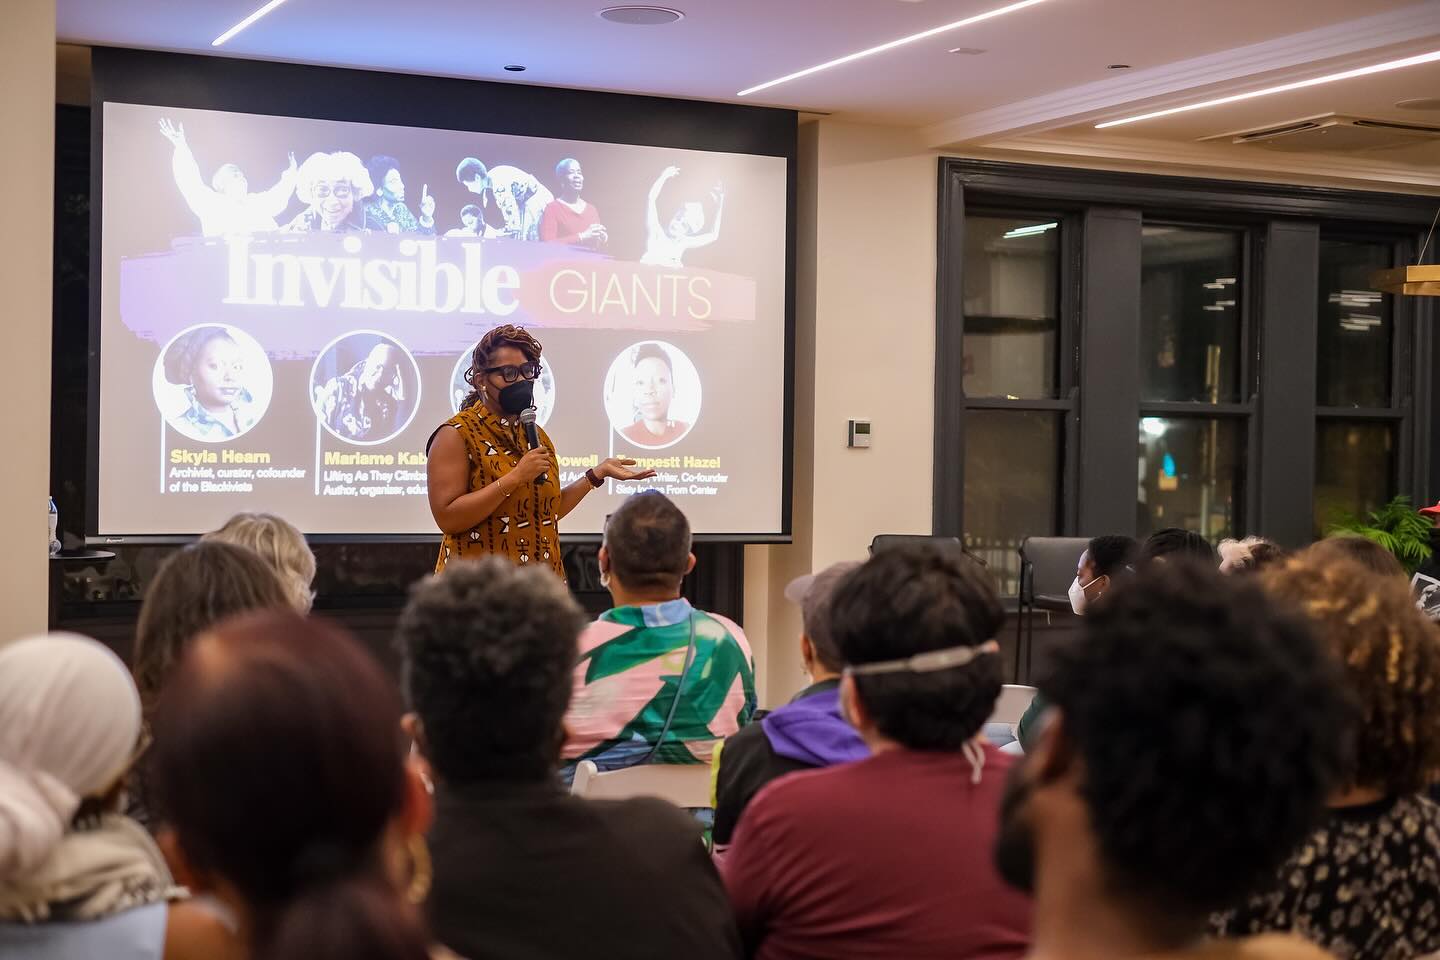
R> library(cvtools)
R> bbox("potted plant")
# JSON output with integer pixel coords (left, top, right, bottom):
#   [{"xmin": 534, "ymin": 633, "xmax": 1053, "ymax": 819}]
[{"xmin": 1325, "ymin": 495, "xmax": 1434, "ymax": 574}]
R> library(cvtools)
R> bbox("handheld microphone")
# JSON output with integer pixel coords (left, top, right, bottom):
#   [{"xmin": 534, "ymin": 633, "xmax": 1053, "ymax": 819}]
[{"xmin": 518, "ymin": 407, "xmax": 547, "ymax": 486}]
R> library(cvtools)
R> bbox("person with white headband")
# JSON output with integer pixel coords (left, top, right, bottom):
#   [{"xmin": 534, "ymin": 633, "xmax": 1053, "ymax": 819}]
[
  {"xmin": 0, "ymin": 633, "xmax": 217, "ymax": 958},
  {"xmin": 724, "ymin": 544, "xmax": 1032, "ymax": 960}
]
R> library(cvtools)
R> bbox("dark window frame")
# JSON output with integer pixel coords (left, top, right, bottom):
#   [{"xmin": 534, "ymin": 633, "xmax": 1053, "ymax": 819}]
[{"xmin": 935, "ymin": 158, "xmax": 1439, "ymax": 553}]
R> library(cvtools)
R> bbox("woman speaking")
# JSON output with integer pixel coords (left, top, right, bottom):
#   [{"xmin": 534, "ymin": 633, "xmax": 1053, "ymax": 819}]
[{"xmin": 427, "ymin": 325, "xmax": 655, "ymax": 577}]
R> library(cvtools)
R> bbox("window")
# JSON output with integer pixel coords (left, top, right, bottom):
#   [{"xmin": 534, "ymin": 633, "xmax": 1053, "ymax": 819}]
[
  {"xmin": 1314, "ymin": 238, "xmax": 1403, "ymax": 536},
  {"xmin": 1141, "ymin": 227, "xmax": 1243, "ymax": 404},
  {"xmin": 963, "ymin": 410, "xmax": 1060, "ymax": 595},
  {"xmin": 958, "ymin": 213, "xmax": 1068, "ymax": 593},
  {"xmin": 1137, "ymin": 417, "xmax": 1244, "ymax": 539},
  {"xmin": 1137, "ymin": 223, "xmax": 1251, "ymax": 538}
]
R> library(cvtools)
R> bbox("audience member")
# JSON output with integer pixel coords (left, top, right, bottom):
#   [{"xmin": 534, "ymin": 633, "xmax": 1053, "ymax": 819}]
[
  {"xmin": 396, "ymin": 557, "xmax": 742, "ymax": 960},
  {"xmin": 711, "ymin": 562, "xmax": 867, "ymax": 850},
  {"xmin": 995, "ymin": 562, "xmax": 1350, "ymax": 960},
  {"xmin": 203, "ymin": 512, "xmax": 317, "ymax": 612},
  {"xmin": 130, "ymin": 541, "xmax": 290, "ymax": 826},
  {"xmin": 1308, "ymin": 535, "xmax": 1407, "ymax": 580},
  {"xmin": 562, "ymin": 492, "xmax": 756, "ymax": 774},
  {"xmin": 1218, "ymin": 536, "xmax": 1289, "ymax": 575},
  {"xmin": 724, "ymin": 544, "xmax": 1031, "ymax": 960},
  {"xmin": 151, "ymin": 612, "xmax": 433, "ymax": 960},
  {"xmin": 0, "ymin": 634, "xmax": 217, "ymax": 959},
  {"xmin": 1139, "ymin": 527, "xmax": 1217, "ymax": 566},
  {"xmin": 1416, "ymin": 500, "xmax": 1440, "ymax": 582},
  {"xmin": 1016, "ymin": 535, "xmax": 1136, "ymax": 752},
  {"xmin": 1211, "ymin": 553, "xmax": 1440, "ymax": 959}
]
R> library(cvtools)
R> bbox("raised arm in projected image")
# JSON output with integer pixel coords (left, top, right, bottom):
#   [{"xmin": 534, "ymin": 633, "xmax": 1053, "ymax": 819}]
[
  {"xmin": 362, "ymin": 155, "xmax": 436, "ymax": 235},
  {"xmin": 282, "ymin": 152, "xmax": 373, "ymax": 234},
  {"xmin": 154, "ymin": 324, "xmax": 273, "ymax": 443},
  {"xmin": 538, "ymin": 158, "xmax": 608, "ymax": 249},
  {"xmin": 157, "ymin": 119, "xmax": 297, "ymax": 237},
  {"xmin": 640, "ymin": 166, "xmax": 725, "ymax": 268}
]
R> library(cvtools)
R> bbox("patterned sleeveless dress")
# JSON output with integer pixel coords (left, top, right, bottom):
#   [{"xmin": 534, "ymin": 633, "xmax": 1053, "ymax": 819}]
[{"xmin": 431, "ymin": 404, "xmax": 566, "ymax": 581}]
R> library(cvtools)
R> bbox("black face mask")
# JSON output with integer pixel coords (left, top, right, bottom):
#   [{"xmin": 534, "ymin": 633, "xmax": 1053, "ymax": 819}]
[
  {"xmin": 992, "ymin": 758, "xmax": 1038, "ymax": 895},
  {"xmin": 496, "ymin": 379, "xmax": 535, "ymax": 414}
]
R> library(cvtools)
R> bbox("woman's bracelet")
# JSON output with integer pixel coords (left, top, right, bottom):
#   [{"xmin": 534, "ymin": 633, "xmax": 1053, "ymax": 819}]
[{"xmin": 585, "ymin": 468, "xmax": 603, "ymax": 489}]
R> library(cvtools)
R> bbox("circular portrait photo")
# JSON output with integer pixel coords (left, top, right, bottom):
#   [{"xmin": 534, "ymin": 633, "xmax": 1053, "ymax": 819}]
[
  {"xmin": 152, "ymin": 323, "xmax": 274, "ymax": 443},
  {"xmin": 310, "ymin": 330, "xmax": 421, "ymax": 446},
  {"xmin": 450, "ymin": 344, "xmax": 557, "ymax": 426},
  {"xmin": 603, "ymin": 340, "xmax": 702, "ymax": 450}
]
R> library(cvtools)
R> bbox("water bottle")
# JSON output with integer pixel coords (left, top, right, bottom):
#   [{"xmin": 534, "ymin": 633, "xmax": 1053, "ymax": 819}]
[{"xmin": 48, "ymin": 497, "xmax": 61, "ymax": 556}]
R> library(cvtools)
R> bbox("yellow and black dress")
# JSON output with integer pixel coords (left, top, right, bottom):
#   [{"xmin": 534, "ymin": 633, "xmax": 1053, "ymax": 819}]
[{"xmin": 432, "ymin": 404, "xmax": 566, "ymax": 580}]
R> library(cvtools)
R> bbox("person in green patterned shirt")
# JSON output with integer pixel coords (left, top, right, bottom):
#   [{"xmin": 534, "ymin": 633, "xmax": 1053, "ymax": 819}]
[{"xmin": 562, "ymin": 492, "xmax": 756, "ymax": 776}]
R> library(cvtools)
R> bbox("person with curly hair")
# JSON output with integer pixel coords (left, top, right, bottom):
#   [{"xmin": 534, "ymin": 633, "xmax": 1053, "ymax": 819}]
[
  {"xmin": 995, "ymin": 561, "xmax": 1350, "ymax": 960},
  {"xmin": 282, "ymin": 151, "xmax": 372, "ymax": 233},
  {"xmin": 724, "ymin": 544, "xmax": 1032, "ymax": 960},
  {"xmin": 1210, "ymin": 551, "xmax": 1440, "ymax": 959},
  {"xmin": 426, "ymin": 324, "xmax": 655, "ymax": 577},
  {"xmin": 161, "ymin": 326, "xmax": 261, "ymax": 442},
  {"xmin": 394, "ymin": 558, "xmax": 741, "ymax": 960},
  {"xmin": 202, "ymin": 512, "xmax": 317, "ymax": 612},
  {"xmin": 1307, "ymin": 535, "xmax": 1407, "ymax": 581},
  {"xmin": 1218, "ymin": 536, "xmax": 1289, "ymax": 575}
]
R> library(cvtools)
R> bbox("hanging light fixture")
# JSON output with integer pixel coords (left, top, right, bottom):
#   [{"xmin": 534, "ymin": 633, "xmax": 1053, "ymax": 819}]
[{"xmin": 1371, "ymin": 206, "xmax": 1440, "ymax": 296}]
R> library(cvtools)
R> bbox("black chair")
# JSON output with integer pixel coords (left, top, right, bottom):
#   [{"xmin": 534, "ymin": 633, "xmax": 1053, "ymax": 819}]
[
  {"xmin": 1015, "ymin": 537, "xmax": 1089, "ymax": 682},
  {"xmin": 869, "ymin": 534, "xmax": 986, "ymax": 569}
]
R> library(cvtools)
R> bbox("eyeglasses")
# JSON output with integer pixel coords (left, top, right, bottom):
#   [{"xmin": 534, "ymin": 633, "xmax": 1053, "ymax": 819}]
[
  {"xmin": 313, "ymin": 183, "xmax": 353, "ymax": 199},
  {"xmin": 484, "ymin": 362, "xmax": 542, "ymax": 383}
]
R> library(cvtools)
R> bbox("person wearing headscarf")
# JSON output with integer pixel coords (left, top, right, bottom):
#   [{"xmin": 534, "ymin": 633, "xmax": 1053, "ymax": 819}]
[{"xmin": 0, "ymin": 634, "xmax": 216, "ymax": 958}]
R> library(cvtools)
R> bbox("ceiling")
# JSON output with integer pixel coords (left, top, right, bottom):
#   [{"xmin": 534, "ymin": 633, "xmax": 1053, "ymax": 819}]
[{"xmin": 57, "ymin": 0, "xmax": 1440, "ymax": 190}]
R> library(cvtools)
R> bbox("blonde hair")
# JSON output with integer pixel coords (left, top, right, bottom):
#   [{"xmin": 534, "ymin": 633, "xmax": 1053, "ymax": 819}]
[{"xmin": 203, "ymin": 513, "xmax": 317, "ymax": 612}]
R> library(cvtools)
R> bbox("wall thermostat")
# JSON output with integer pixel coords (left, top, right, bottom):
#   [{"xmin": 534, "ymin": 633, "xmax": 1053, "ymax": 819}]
[{"xmin": 847, "ymin": 419, "xmax": 872, "ymax": 448}]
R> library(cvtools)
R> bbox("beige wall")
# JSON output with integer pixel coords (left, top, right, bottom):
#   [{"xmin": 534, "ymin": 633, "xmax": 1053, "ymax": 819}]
[
  {"xmin": 745, "ymin": 119, "xmax": 940, "ymax": 706},
  {"xmin": 0, "ymin": 1, "xmax": 55, "ymax": 639}
]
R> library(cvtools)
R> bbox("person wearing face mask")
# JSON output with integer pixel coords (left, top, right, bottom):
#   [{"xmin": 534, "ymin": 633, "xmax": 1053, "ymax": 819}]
[
  {"xmin": 1017, "ymin": 536, "xmax": 1137, "ymax": 753},
  {"xmin": 426, "ymin": 325, "xmax": 656, "ymax": 578}
]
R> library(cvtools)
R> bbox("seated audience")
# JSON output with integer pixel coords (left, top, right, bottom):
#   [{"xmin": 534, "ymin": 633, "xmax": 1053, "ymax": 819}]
[
  {"xmin": 203, "ymin": 512, "xmax": 317, "ymax": 612},
  {"xmin": 1017, "ymin": 534, "xmax": 1137, "ymax": 752},
  {"xmin": 1218, "ymin": 536, "xmax": 1289, "ymax": 575},
  {"xmin": 996, "ymin": 562, "xmax": 1351, "ymax": 960},
  {"xmin": 1308, "ymin": 534, "xmax": 1407, "ymax": 580},
  {"xmin": 0, "ymin": 634, "xmax": 216, "ymax": 959},
  {"xmin": 129, "ymin": 540, "xmax": 290, "ymax": 826},
  {"xmin": 151, "ymin": 612, "xmax": 433, "ymax": 960},
  {"xmin": 562, "ymin": 492, "xmax": 756, "ymax": 774},
  {"xmin": 724, "ymin": 544, "xmax": 1031, "ymax": 960},
  {"xmin": 1417, "ymin": 499, "xmax": 1440, "ymax": 582},
  {"xmin": 1139, "ymin": 526, "xmax": 1217, "ymax": 566},
  {"xmin": 1210, "ymin": 552, "xmax": 1440, "ymax": 959},
  {"xmin": 396, "ymin": 557, "xmax": 742, "ymax": 960},
  {"xmin": 711, "ymin": 562, "xmax": 867, "ymax": 850}
]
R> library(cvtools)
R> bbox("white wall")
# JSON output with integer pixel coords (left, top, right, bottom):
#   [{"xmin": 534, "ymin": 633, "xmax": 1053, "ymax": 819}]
[
  {"xmin": 0, "ymin": 1, "xmax": 55, "ymax": 639},
  {"xmin": 745, "ymin": 119, "xmax": 939, "ymax": 706}
]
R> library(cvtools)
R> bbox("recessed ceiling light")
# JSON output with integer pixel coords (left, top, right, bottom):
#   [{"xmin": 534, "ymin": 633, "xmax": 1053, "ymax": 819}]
[
  {"xmin": 597, "ymin": 5, "xmax": 684, "ymax": 25},
  {"xmin": 1107, "ymin": 64, "xmax": 1132, "ymax": 70},
  {"xmin": 503, "ymin": 64, "xmax": 527, "ymax": 72},
  {"xmin": 1097, "ymin": 47, "xmax": 1440, "ymax": 129},
  {"xmin": 1396, "ymin": 97, "xmax": 1440, "ymax": 111},
  {"xmin": 212, "ymin": 0, "xmax": 290, "ymax": 46},
  {"xmin": 737, "ymin": 0, "xmax": 1048, "ymax": 97},
  {"xmin": 948, "ymin": 47, "xmax": 987, "ymax": 56}
]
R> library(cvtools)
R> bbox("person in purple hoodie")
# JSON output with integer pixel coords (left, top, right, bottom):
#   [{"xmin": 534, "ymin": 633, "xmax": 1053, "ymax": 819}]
[{"xmin": 711, "ymin": 562, "xmax": 869, "ymax": 849}]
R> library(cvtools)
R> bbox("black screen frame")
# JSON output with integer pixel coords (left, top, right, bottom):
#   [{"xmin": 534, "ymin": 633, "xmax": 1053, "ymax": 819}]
[{"xmin": 87, "ymin": 47, "xmax": 797, "ymax": 545}]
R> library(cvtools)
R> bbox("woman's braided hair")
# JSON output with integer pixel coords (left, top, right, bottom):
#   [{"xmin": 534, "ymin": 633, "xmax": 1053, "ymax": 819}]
[{"xmin": 460, "ymin": 325, "xmax": 542, "ymax": 410}]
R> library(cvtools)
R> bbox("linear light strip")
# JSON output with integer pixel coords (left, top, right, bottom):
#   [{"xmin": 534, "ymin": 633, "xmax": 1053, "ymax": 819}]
[
  {"xmin": 737, "ymin": 0, "xmax": 1048, "ymax": 97},
  {"xmin": 213, "ymin": 0, "xmax": 291, "ymax": 47},
  {"xmin": 1096, "ymin": 47, "xmax": 1440, "ymax": 129}
]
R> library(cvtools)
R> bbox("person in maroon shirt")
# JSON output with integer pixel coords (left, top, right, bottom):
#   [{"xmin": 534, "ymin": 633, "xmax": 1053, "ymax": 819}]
[
  {"xmin": 723, "ymin": 544, "xmax": 1032, "ymax": 960},
  {"xmin": 539, "ymin": 158, "xmax": 607, "ymax": 248}
]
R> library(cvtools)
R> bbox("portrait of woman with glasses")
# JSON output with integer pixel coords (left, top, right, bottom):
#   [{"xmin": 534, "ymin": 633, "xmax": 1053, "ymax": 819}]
[
  {"xmin": 282, "ymin": 150, "xmax": 372, "ymax": 233},
  {"xmin": 426, "ymin": 325, "xmax": 656, "ymax": 578}
]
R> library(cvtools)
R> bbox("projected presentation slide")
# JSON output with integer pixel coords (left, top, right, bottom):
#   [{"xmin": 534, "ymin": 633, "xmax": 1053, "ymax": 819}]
[{"xmin": 98, "ymin": 101, "xmax": 788, "ymax": 536}]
